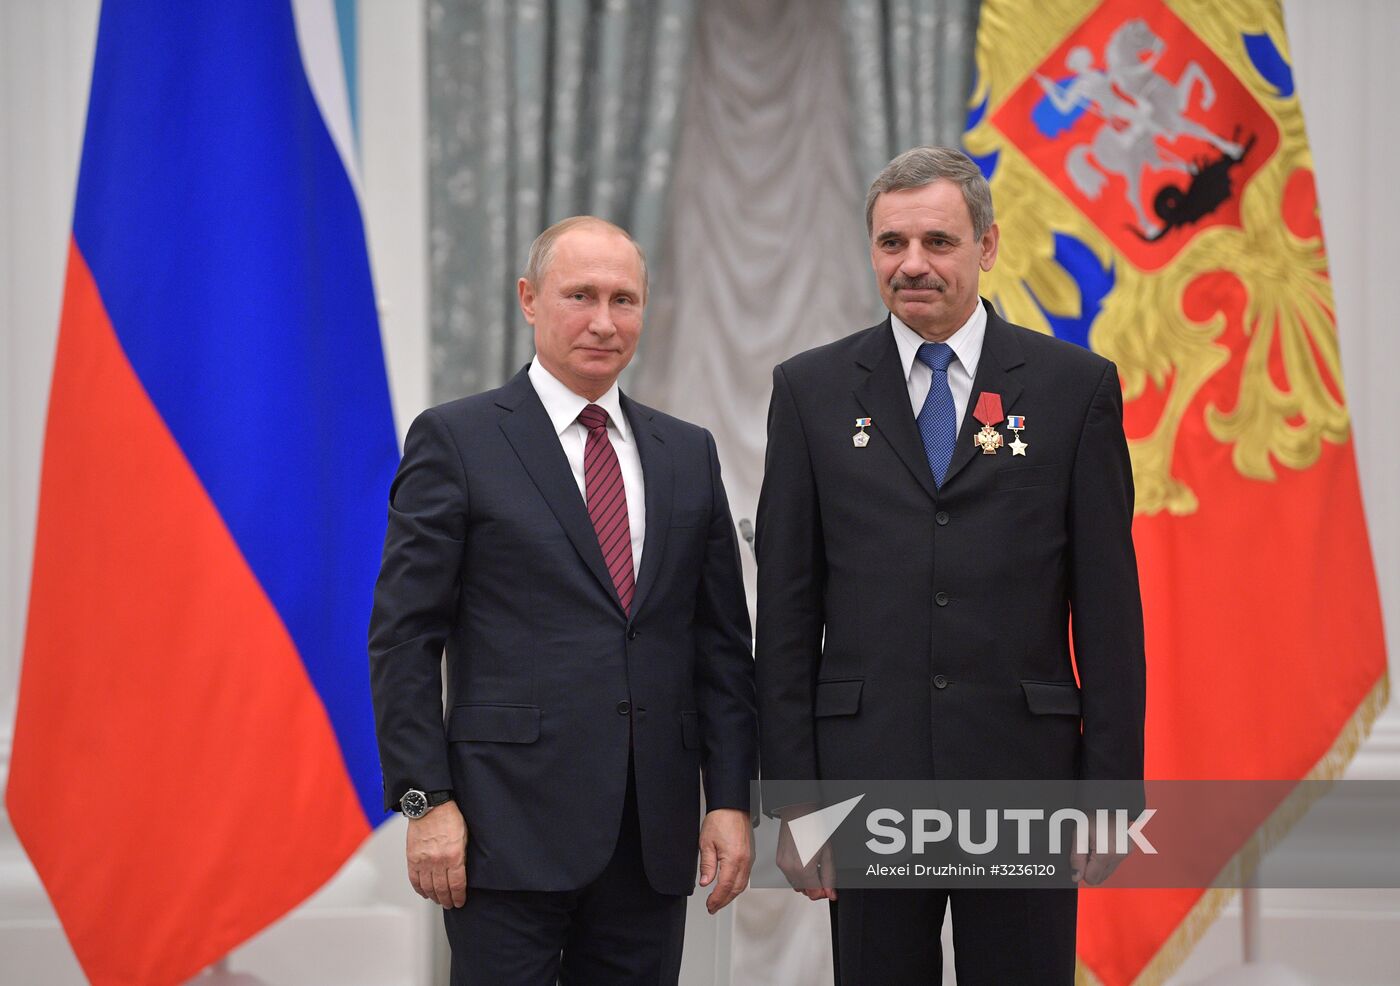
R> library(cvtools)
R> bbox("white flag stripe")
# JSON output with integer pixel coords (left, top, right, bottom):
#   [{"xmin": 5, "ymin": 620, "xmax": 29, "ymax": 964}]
[{"xmin": 290, "ymin": 0, "xmax": 364, "ymax": 201}]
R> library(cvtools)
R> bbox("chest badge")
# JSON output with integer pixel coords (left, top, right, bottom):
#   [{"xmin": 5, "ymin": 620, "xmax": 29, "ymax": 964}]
[
  {"xmin": 971, "ymin": 392, "xmax": 1005, "ymax": 455},
  {"xmin": 1006, "ymin": 414, "xmax": 1028, "ymax": 456},
  {"xmin": 852, "ymin": 417, "xmax": 872, "ymax": 448}
]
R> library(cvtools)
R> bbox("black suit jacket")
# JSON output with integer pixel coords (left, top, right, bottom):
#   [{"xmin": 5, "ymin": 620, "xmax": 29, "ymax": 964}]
[
  {"xmin": 369, "ymin": 368, "xmax": 757, "ymax": 896},
  {"xmin": 756, "ymin": 302, "xmax": 1145, "ymax": 802}
]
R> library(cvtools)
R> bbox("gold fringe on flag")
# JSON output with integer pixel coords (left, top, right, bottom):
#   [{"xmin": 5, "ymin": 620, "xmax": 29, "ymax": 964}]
[{"xmin": 1076, "ymin": 673, "xmax": 1391, "ymax": 986}]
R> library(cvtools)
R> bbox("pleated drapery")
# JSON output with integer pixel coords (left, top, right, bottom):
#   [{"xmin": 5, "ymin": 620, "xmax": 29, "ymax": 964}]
[
  {"xmin": 423, "ymin": 3, "xmax": 980, "ymax": 982},
  {"xmin": 843, "ymin": 0, "xmax": 980, "ymax": 188},
  {"xmin": 426, "ymin": 0, "xmax": 696, "ymax": 400},
  {"xmin": 632, "ymin": 0, "xmax": 875, "ymax": 560}
]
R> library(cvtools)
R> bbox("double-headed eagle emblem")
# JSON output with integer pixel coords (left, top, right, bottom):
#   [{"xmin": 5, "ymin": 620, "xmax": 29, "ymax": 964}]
[{"xmin": 966, "ymin": 0, "xmax": 1347, "ymax": 516}]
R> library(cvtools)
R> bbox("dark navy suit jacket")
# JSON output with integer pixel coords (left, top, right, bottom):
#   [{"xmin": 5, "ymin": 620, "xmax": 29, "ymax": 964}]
[
  {"xmin": 370, "ymin": 368, "xmax": 757, "ymax": 896},
  {"xmin": 756, "ymin": 302, "xmax": 1145, "ymax": 802}
]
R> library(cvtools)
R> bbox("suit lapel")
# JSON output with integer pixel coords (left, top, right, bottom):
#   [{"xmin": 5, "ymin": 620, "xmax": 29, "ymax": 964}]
[
  {"xmin": 853, "ymin": 320, "xmax": 940, "ymax": 504},
  {"xmin": 942, "ymin": 304, "xmax": 1026, "ymax": 488},
  {"xmin": 496, "ymin": 370, "xmax": 623, "ymax": 615},
  {"xmin": 622, "ymin": 394, "xmax": 671, "ymax": 621}
]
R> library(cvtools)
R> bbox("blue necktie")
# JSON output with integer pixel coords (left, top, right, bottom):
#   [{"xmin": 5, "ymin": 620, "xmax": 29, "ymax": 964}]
[{"xmin": 915, "ymin": 342, "xmax": 957, "ymax": 487}]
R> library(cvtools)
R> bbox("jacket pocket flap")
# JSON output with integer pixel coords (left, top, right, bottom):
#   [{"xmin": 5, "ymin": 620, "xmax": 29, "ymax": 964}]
[
  {"xmin": 1021, "ymin": 680, "xmax": 1082, "ymax": 716},
  {"xmin": 448, "ymin": 704, "xmax": 541, "ymax": 743},
  {"xmin": 680, "ymin": 710, "xmax": 701, "ymax": 749},
  {"xmin": 996, "ymin": 465, "xmax": 1058, "ymax": 491},
  {"xmin": 814, "ymin": 678, "xmax": 864, "ymax": 717},
  {"xmin": 671, "ymin": 507, "xmax": 709, "ymax": 528}
]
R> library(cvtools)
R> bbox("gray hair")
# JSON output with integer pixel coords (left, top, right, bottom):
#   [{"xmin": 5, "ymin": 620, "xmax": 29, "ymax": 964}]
[
  {"xmin": 865, "ymin": 146, "xmax": 995, "ymax": 240},
  {"xmin": 522, "ymin": 216, "xmax": 649, "ymax": 299}
]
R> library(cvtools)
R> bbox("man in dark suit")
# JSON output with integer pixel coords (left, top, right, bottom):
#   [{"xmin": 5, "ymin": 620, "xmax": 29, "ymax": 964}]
[
  {"xmin": 370, "ymin": 216, "xmax": 757, "ymax": 985},
  {"xmin": 755, "ymin": 146, "xmax": 1146, "ymax": 984}
]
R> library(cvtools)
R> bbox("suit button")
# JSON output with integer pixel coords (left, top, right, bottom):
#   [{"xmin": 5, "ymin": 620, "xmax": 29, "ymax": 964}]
[
  {"xmin": 935, "ymin": 591, "xmax": 949, "ymax": 606},
  {"xmin": 627, "ymin": 628, "xmax": 640, "ymax": 640},
  {"xmin": 935, "ymin": 511, "xmax": 949, "ymax": 526},
  {"xmin": 617, "ymin": 701, "xmax": 631, "ymax": 715},
  {"xmin": 933, "ymin": 674, "xmax": 948, "ymax": 689}
]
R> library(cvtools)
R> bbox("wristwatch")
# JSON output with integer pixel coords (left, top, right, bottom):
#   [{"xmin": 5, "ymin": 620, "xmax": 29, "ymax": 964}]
[{"xmin": 399, "ymin": 788, "xmax": 453, "ymax": 819}]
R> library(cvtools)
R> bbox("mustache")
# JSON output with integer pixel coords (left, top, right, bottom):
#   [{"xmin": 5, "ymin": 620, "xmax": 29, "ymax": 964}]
[{"xmin": 889, "ymin": 274, "xmax": 945, "ymax": 292}]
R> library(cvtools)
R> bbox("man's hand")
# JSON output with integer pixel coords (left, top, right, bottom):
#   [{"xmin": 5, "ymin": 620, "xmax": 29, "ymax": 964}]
[
  {"xmin": 406, "ymin": 800, "xmax": 468, "ymax": 908},
  {"xmin": 698, "ymin": 808, "xmax": 753, "ymax": 914},
  {"xmin": 775, "ymin": 804, "xmax": 837, "ymax": 902},
  {"xmin": 1069, "ymin": 819, "xmax": 1131, "ymax": 886}
]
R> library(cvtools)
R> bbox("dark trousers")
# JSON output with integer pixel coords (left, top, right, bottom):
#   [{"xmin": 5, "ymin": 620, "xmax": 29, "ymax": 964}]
[
  {"xmin": 444, "ymin": 763, "xmax": 688, "ymax": 986},
  {"xmin": 831, "ymin": 887, "xmax": 1077, "ymax": 985}
]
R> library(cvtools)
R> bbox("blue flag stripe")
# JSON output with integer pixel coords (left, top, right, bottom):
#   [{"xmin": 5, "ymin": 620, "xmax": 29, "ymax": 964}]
[{"xmin": 72, "ymin": 0, "xmax": 396, "ymax": 824}]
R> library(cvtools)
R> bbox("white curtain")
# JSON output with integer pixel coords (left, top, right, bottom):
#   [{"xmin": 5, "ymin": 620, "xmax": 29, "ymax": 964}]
[
  {"xmin": 634, "ymin": 0, "xmax": 875, "ymax": 592},
  {"xmin": 425, "ymin": 0, "xmax": 697, "ymax": 400},
  {"xmin": 843, "ymin": 0, "xmax": 979, "ymax": 189},
  {"xmin": 632, "ymin": 0, "xmax": 875, "ymax": 981}
]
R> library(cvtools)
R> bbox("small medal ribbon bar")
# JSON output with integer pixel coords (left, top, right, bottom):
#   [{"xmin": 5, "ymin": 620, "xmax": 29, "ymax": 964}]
[
  {"xmin": 1006, "ymin": 414, "xmax": 1025, "ymax": 430},
  {"xmin": 855, "ymin": 417, "xmax": 872, "ymax": 427}
]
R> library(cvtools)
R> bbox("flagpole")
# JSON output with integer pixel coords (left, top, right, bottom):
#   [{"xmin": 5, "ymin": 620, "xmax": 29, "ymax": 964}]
[
  {"xmin": 202, "ymin": 956, "xmax": 269, "ymax": 984},
  {"xmin": 1240, "ymin": 883, "xmax": 1259, "ymax": 964}
]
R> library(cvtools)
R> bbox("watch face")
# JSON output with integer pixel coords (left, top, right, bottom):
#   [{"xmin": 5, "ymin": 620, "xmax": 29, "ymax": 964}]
[{"xmin": 401, "ymin": 789, "xmax": 429, "ymax": 818}]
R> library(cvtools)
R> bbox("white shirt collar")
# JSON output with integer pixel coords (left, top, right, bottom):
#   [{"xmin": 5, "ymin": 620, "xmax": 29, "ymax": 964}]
[
  {"xmin": 890, "ymin": 300, "xmax": 988, "ymax": 382},
  {"xmin": 528, "ymin": 357, "xmax": 633, "ymax": 443}
]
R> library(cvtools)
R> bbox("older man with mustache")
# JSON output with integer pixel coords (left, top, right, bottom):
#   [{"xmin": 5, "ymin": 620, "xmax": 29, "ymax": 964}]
[{"xmin": 755, "ymin": 147, "xmax": 1146, "ymax": 985}]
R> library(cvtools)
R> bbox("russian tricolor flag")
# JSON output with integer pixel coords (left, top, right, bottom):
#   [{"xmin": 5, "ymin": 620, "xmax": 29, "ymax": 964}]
[{"xmin": 6, "ymin": 3, "xmax": 398, "ymax": 983}]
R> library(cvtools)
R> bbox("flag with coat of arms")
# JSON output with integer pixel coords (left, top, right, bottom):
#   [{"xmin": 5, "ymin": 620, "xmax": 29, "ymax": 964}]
[{"xmin": 963, "ymin": 0, "xmax": 1388, "ymax": 982}]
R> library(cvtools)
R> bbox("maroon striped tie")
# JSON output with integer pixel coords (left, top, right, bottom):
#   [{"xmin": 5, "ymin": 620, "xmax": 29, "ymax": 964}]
[{"xmin": 578, "ymin": 404, "xmax": 635, "ymax": 613}]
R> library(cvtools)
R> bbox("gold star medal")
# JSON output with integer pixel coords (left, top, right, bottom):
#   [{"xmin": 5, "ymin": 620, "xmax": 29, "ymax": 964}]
[
  {"xmin": 1006, "ymin": 414, "xmax": 1028, "ymax": 456},
  {"xmin": 971, "ymin": 392, "xmax": 1004, "ymax": 455},
  {"xmin": 852, "ymin": 417, "xmax": 871, "ymax": 448}
]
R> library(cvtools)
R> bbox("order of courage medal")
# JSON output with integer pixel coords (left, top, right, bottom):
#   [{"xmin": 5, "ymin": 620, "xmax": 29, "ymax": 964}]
[{"xmin": 971, "ymin": 392, "xmax": 1005, "ymax": 454}]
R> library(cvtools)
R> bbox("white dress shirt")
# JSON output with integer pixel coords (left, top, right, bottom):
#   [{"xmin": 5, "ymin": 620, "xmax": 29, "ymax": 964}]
[
  {"xmin": 528, "ymin": 358, "xmax": 646, "ymax": 574},
  {"xmin": 889, "ymin": 302, "xmax": 987, "ymax": 432}
]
